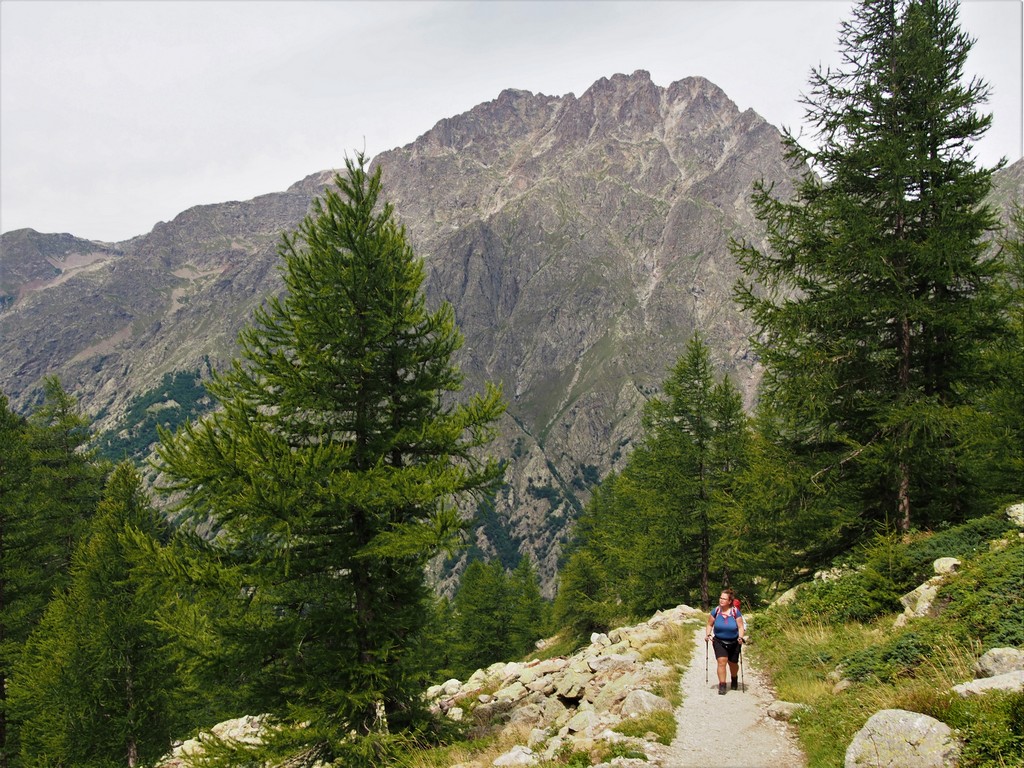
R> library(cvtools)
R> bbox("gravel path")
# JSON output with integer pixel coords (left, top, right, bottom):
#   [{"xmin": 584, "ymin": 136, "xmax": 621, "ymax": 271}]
[{"xmin": 664, "ymin": 626, "xmax": 807, "ymax": 768}]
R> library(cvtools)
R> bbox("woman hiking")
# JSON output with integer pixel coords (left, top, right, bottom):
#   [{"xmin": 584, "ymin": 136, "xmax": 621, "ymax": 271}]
[{"xmin": 705, "ymin": 588, "xmax": 745, "ymax": 694}]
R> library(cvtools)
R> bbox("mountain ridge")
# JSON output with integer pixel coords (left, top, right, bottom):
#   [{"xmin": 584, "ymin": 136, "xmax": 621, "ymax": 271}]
[{"xmin": 3, "ymin": 70, "xmax": 1020, "ymax": 592}]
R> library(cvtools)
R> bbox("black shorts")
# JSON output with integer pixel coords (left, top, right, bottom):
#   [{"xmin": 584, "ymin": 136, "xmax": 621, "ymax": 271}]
[{"xmin": 713, "ymin": 637, "xmax": 741, "ymax": 663}]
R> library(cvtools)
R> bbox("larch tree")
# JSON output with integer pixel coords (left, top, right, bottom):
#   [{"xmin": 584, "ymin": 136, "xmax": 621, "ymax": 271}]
[
  {"xmin": 0, "ymin": 382, "xmax": 105, "ymax": 768},
  {"xmin": 155, "ymin": 154, "xmax": 505, "ymax": 763},
  {"xmin": 733, "ymin": 0, "xmax": 1007, "ymax": 535},
  {"xmin": 10, "ymin": 463, "xmax": 179, "ymax": 768},
  {"xmin": 556, "ymin": 335, "xmax": 749, "ymax": 621}
]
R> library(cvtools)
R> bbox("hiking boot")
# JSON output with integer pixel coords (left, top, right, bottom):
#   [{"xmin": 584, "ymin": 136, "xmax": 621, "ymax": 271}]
[
  {"xmin": 731, "ymin": 679, "xmax": 738, "ymax": 690},
  {"xmin": 718, "ymin": 683, "xmax": 727, "ymax": 695}
]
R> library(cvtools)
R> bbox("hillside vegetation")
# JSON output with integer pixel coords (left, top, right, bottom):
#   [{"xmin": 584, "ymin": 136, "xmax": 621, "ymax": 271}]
[{"xmin": 749, "ymin": 509, "xmax": 1024, "ymax": 767}]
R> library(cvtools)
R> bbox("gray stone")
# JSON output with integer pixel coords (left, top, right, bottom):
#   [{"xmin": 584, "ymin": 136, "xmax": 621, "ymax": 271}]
[
  {"xmin": 492, "ymin": 745, "xmax": 538, "ymax": 766},
  {"xmin": 448, "ymin": 706, "xmax": 464, "ymax": 722},
  {"xmin": 953, "ymin": 670, "xmax": 1024, "ymax": 697},
  {"xmin": 844, "ymin": 709, "xmax": 961, "ymax": 768},
  {"xmin": 555, "ymin": 669, "xmax": 593, "ymax": 700},
  {"xmin": 900, "ymin": 578, "xmax": 943, "ymax": 618},
  {"xmin": 566, "ymin": 709, "xmax": 600, "ymax": 734},
  {"xmin": 620, "ymin": 689, "xmax": 673, "ymax": 718},
  {"xmin": 767, "ymin": 700, "xmax": 809, "ymax": 721},
  {"xmin": 508, "ymin": 703, "xmax": 545, "ymax": 728},
  {"xmin": 932, "ymin": 558, "xmax": 961, "ymax": 575},
  {"xmin": 974, "ymin": 647, "xmax": 1024, "ymax": 678},
  {"xmin": 1006, "ymin": 502, "xmax": 1024, "ymax": 528},
  {"xmin": 495, "ymin": 681, "xmax": 528, "ymax": 702},
  {"xmin": 774, "ymin": 585, "xmax": 800, "ymax": 606}
]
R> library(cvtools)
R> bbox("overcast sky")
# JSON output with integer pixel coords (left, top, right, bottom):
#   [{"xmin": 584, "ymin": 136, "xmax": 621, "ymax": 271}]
[{"xmin": 1, "ymin": 0, "xmax": 1021, "ymax": 243}]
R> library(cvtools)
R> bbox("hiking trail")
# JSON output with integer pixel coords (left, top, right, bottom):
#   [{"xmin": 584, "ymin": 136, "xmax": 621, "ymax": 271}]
[{"xmin": 661, "ymin": 625, "xmax": 807, "ymax": 767}]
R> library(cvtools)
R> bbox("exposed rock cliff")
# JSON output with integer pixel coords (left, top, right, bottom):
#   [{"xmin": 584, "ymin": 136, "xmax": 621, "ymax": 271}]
[{"xmin": 3, "ymin": 71, "xmax": 1020, "ymax": 592}]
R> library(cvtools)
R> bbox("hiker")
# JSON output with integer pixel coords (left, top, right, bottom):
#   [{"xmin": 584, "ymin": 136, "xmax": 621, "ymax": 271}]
[{"xmin": 705, "ymin": 588, "xmax": 745, "ymax": 694}]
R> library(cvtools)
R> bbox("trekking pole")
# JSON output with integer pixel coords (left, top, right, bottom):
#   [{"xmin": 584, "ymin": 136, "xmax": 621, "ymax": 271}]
[
  {"xmin": 705, "ymin": 635, "xmax": 709, "ymax": 686},
  {"xmin": 739, "ymin": 640, "xmax": 745, "ymax": 692}
]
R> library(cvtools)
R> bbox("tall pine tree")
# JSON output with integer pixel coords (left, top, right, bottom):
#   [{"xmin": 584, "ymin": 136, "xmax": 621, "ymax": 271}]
[
  {"xmin": 156, "ymin": 154, "xmax": 504, "ymax": 763},
  {"xmin": 733, "ymin": 0, "xmax": 1007, "ymax": 535}
]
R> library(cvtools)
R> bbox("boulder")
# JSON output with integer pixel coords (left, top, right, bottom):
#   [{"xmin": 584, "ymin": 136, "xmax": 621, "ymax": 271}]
[
  {"xmin": 1006, "ymin": 502, "xmax": 1024, "ymax": 528},
  {"xmin": 565, "ymin": 708, "xmax": 600, "ymax": 734},
  {"xmin": 555, "ymin": 669, "xmax": 592, "ymax": 700},
  {"xmin": 953, "ymin": 670, "xmax": 1024, "ymax": 697},
  {"xmin": 495, "ymin": 681, "xmax": 528, "ymax": 703},
  {"xmin": 492, "ymin": 745, "xmax": 538, "ymax": 766},
  {"xmin": 899, "ymin": 578, "xmax": 943, "ymax": 618},
  {"xmin": 774, "ymin": 585, "xmax": 800, "ymax": 606},
  {"xmin": 932, "ymin": 558, "xmax": 961, "ymax": 575},
  {"xmin": 974, "ymin": 647, "xmax": 1024, "ymax": 678},
  {"xmin": 844, "ymin": 709, "xmax": 961, "ymax": 768},
  {"xmin": 620, "ymin": 689, "xmax": 673, "ymax": 718}
]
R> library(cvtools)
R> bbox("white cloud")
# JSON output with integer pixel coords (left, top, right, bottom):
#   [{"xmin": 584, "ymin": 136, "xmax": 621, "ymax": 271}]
[{"xmin": 1, "ymin": 0, "xmax": 1020, "ymax": 242}]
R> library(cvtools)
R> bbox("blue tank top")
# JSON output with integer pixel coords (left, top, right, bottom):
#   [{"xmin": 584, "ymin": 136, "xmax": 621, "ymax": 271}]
[{"xmin": 713, "ymin": 606, "xmax": 742, "ymax": 641}]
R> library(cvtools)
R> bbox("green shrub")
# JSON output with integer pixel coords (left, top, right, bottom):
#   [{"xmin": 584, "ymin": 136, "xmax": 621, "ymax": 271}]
[
  {"xmin": 942, "ymin": 691, "xmax": 1024, "ymax": 767},
  {"xmin": 902, "ymin": 515, "xmax": 1016, "ymax": 586},
  {"xmin": 840, "ymin": 626, "xmax": 965, "ymax": 683},
  {"xmin": 934, "ymin": 540, "xmax": 1024, "ymax": 649}
]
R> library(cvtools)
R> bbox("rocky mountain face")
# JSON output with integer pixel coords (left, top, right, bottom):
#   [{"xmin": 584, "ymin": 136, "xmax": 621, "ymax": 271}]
[{"xmin": 4, "ymin": 70, "xmax": 1018, "ymax": 593}]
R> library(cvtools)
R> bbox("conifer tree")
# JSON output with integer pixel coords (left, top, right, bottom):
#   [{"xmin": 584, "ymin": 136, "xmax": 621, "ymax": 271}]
[
  {"xmin": 556, "ymin": 335, "xmax": 749, "ymax": 626},
  {"xmin": 508, "ymin": 555, "xmax": 546, "ymax": 655},
  {"xmin": 10, "ymin": 463, "xmax": 179, "ymax": 768},
  {"xmin": 0, "ymin": 397, "xmax": 29, "ymax": 768},
  {"xmin": 156, "ymin": 154, "xmax": 504, "ymax": 761},
  {"xmin": 452, "ymin": 560, "xmax": 512, "ymax": 673},
  {"xmin": 626, "ymin": 335, "xmax": 749, "ymax": 610},
  {"xmin": 0, "ymin": 383, "xmax": 105, "ymax": 768},
  {"xmin": 733, "ymin": 0, "xmax": 1006, "ymax": 534}
]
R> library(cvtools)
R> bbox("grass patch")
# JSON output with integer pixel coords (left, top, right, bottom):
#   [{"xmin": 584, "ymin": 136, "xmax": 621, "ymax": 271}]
[{"xmin": 613, "ymin": 710, "xmax": 676, "ymax": 745}]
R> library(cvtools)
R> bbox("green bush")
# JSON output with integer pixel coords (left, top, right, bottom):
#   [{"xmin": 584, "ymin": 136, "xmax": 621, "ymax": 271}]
[
  {"xmin": 934, "ymin": 540, "xmax": 1024, "ymax": 649},
  {"xmin": 902, "ymin": 515, "xmax": 1016, "ymax": 586},
  {"xmin": 942, "ymin": 691, "xmax": 1024, "ymax": 768},
  {"xmin": 840, "ymin": 625, "xmax": 965, "ymax": 683}
]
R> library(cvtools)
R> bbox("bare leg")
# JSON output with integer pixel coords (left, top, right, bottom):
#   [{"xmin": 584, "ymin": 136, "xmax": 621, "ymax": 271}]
[{"xmin": 717, "ymin": 656, "xmax": 728, "ymax": 684}]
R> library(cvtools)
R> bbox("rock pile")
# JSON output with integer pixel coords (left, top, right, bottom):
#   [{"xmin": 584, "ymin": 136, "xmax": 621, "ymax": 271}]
[{"xmin": 427, "ymin": 605, "xmax": 703, "ymax": 766}]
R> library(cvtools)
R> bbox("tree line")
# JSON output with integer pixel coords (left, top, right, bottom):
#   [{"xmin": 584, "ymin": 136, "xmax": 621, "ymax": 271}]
[{"xmin": 1, "ymin": 1, "xmax": 1022, "ymax": 765}]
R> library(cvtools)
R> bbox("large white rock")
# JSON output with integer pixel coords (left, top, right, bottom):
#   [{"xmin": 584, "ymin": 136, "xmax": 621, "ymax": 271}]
[
  {"xmin": 1005, "ymin": 502, "xmax": 1024, "ymax": 528},
  {"xmin": 974, "ymin": 647, "xmax": 1024, "ymax": 678},
  {"xmin": 845, "ymin": 709, "xmax": 961, "ymax": 768},
  {"xmin": 932, "ymin": 558, "xmax": 961, "ymax": 575},
  {"xmin": 953, "ymin": 670, "xmax": 1024, "ymax": 697}
]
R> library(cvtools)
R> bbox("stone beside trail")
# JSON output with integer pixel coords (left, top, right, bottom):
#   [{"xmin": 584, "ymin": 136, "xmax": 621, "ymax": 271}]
[{"xmin": 665, "ymin": 626, "xmax": 807, "ymax": 768}]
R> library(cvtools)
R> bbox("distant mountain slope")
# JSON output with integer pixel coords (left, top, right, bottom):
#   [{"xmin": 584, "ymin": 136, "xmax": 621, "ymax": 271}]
[{"xmin": 3, "ymin": 70, "xmax": 1019, "ymax": 592}]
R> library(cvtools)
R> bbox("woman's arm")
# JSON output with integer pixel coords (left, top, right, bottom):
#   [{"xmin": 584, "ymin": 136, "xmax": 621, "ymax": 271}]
[
  {"xmin": 706, "ymin": 612, "xmax": 715, "ymax": 639},
  {"xmin": 737, "ymin": 614, "xmax": 745, "ymax": 643}
]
